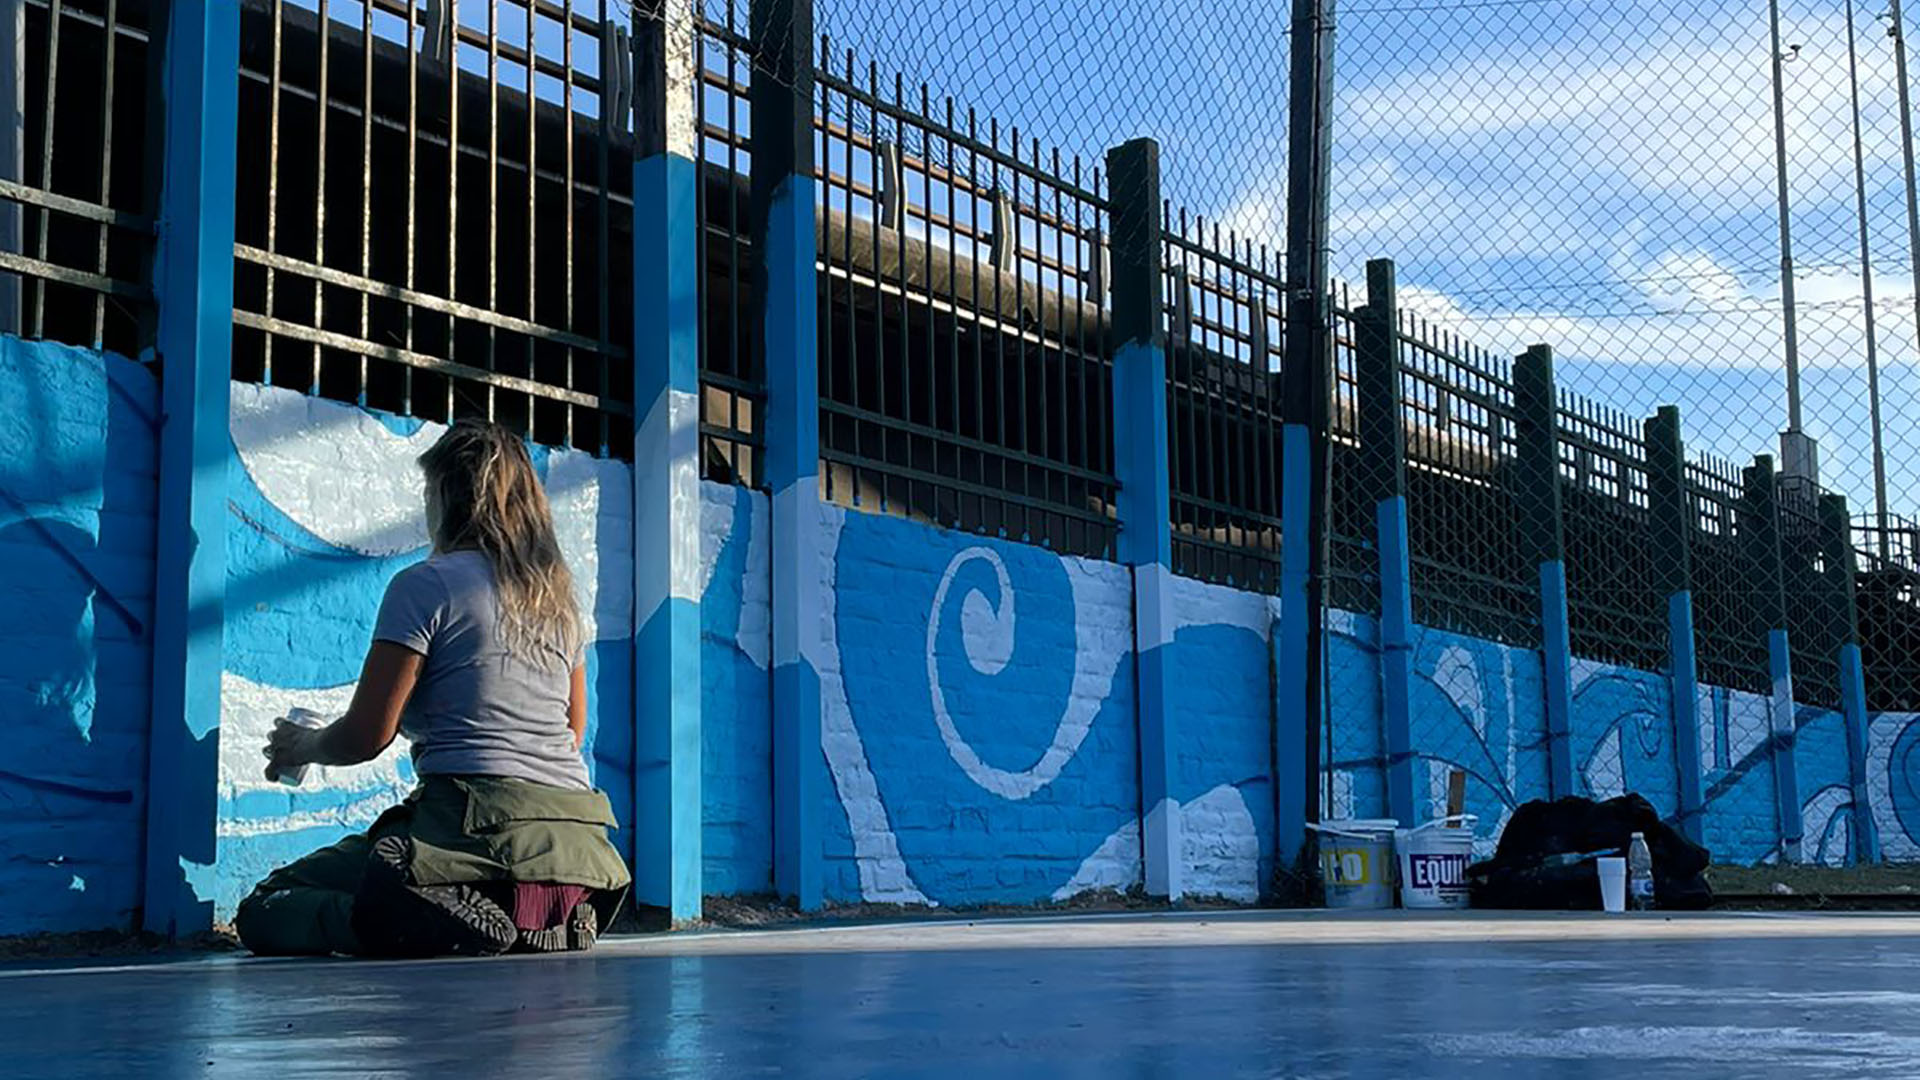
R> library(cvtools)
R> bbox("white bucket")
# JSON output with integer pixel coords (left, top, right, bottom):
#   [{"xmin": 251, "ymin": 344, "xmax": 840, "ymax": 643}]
[
  {"xmin": 1311, "ymin": 819, "xmax": 1398, "ymax": 910},
  {"xmin": 1395, "ymin": 815, "xmax": 1477, "ymax": 910}
]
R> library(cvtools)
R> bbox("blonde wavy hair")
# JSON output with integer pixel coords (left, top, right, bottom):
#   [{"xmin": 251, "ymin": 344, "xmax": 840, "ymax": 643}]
[{"xmin": 419, "ymin": 420, "xmax": 582, "ymax": 671}]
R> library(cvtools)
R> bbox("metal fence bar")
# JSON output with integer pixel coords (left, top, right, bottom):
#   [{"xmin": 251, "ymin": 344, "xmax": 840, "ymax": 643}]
[
  {"xmin": 0, "ymin": 0, "xmax": 158, "ymax": 356},
  {"xmin": 232, "ymin": 0, "xmax": 633, "ymax": 456},
  {"xmin": 809, "ymin": 35, "xmax": 1115, "ymax": 557}
]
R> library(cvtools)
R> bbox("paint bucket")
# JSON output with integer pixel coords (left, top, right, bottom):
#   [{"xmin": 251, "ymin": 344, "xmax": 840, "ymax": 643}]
[
  {"xmin": 1310, "ymin": 819, "xmax": 1399, "ymax": 909},
  {"xmin": 1395, "ymin": 815, "xmax": 1478, "ymax": 910}
]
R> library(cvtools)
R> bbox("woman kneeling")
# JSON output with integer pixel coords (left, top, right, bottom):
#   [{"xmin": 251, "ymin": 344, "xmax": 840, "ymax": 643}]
[{"xmin": 235, "ymin": 421, "xmax": 629, "ymax": 957}]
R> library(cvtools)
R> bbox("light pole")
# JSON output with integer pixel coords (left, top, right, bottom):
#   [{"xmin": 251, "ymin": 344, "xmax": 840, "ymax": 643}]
[
  {"xmin": 1771, "ymin": 0, "xmax": 1818, "ymax": 487},
  {"xmin": 1886, "ymin": 0, "xmax": 1920, "ymax": 549},
  {"xmin": 1851, "ymin": 0, "xmax": 1892, "ymax": 554}
]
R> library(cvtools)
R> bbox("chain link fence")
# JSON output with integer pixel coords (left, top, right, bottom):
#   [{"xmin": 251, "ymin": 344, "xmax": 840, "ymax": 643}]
[{"xmin": 11, "ymin": 0, "xmax": 1920, "ymax": 861}]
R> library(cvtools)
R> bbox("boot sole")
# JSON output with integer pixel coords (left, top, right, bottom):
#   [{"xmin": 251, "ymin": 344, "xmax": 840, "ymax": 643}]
[{"xmin": 356, "ymin": 836, "xmax": 517, "ymax": 958}]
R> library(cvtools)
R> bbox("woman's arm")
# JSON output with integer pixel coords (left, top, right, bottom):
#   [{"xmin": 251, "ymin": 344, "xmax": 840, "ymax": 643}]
[
  {"xmin": 568, "ymin": 665, "xmax": 587, "ymax": 749},
  {"xmin": 265, "ymin": 642, "xmax": 424, "ymax": 777}
]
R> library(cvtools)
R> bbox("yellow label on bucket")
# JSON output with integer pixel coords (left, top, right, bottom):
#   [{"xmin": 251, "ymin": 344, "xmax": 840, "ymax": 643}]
[{"xmin": 1323, "ymin": 848, "xmax": 1373, "ymax": 886}]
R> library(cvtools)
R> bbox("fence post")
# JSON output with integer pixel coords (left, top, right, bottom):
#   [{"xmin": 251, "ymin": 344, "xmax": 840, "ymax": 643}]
[
  {"xmin": 1105, "ymin": 138, "xmax": 1181, "ymax": 901},
  {"xmin": 143, "ymin": 0, "xmax": 239, "ymax": 936},
  {"xmin": 631, "ymin": 0, "xmax": 703, "ymax": 923},
  {"xmin": 1645, "ymin": 406, "xmax": 1704, "ymax": 843},
  {"xmin": 1819, "ymin": 493, "xmax": 1880, "ymax": 863},
  {"xmin": 1513, "ymin": 345, "xmax": 1574, "ymax": 799},
  {"xmin": 1355, "ymin": 259, "xmax": 1415, "ymax": 826},
  {"xmin": 1277, "ymin": 0, "xmax": 1339, "ymax": 891},
  {"xmin": 1744, "ymin": 455, "xmax": 1802, "ymax": 863},
  {"xmin": 751, "ymin": 0, "xmax": 823, "ymax": 910}
]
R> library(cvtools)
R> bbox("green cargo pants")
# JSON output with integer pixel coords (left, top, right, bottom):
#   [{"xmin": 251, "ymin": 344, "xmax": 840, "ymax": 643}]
[
  {"xmin": 233, "ymin": 776, "xmax": 631, "ymax": 957},
  {"xmin": 232, "ymin": 822, "xmax": 400, "ymax": 956}
]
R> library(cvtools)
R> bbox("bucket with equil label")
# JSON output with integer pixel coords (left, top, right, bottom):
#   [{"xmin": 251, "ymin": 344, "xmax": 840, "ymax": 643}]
[
  {"xmin": 1395, "ymin": 814, "xmax": 1477, "ymax": 910},
  {"xmin": 1310, "ymin": 819, "xmax": 1398, "ymax": 910}
]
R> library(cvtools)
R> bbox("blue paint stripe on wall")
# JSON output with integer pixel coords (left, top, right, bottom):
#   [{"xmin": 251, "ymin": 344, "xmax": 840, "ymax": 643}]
[
  {"xmin": 763, "ymin": 172, "xmax": 822, "ymax": 909},
  {"xmin": 1840, "ymin": 642, "xmax": 1879, "ymax": 863},
  {"xmin": 632, "ymin": 147, "xmax": 703, "ymax": 921},
  {"xmin": 1377, "ymin": 494, "xmax": 1415, "ymax": 825},
  {"xmin": 1274, "ymin": 424, "xmax": 1313, "ymax": 871},
  {"xmin": 1539, "ymin": 559, "xmax": 1574, "ymax": 800},
  {"xmin": 1769, "ymin": 628, "xmax": 1802, "ymax": 853},
  {"xmin": 146, "ymin": 0, "xmax": 241, "ymax": 936},
  {"xmin": 1668, "ymin": 590, "xmax": 1704, "ymax": 842}
]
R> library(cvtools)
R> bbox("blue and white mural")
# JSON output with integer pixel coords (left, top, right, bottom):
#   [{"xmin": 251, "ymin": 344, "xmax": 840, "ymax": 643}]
[
  {"xmin": 200, "ymin": 382, "xmax": 1920, "ymax": 917},
  {"xmin": 0, "ymin": 340, "xmax": 155, "ymax": 935},
  {"xmin": 211, "ymin": 383, "xmax": 635, "ymax": 916},
  {"xmin": 19, "ymin": 361, "xmax": 1920, "ymax": 935}
]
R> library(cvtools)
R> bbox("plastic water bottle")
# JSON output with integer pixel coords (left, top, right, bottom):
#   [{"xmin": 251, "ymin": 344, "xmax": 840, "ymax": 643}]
[{"xmin": 1627, "ymin": 832, "xmax": 1655, "ymax": 911}]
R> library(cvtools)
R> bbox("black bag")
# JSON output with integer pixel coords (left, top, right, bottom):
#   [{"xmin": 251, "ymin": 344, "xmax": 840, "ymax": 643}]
[{"xmin": 1466, "ymin": 794, "xmax": 1712, "ymax": 910}]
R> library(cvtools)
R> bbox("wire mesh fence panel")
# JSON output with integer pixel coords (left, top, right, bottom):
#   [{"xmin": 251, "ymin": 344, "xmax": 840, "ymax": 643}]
[
  {"xmin": 1858, "ymin": 532, "xmax": 1920, "ymax": 711},
  {"xmin": 694, "ymin": 1, "xmax": 763, "ymax": 487},
  {"xmin": 812, "ymin": 0, "xmax": 1290, "ymax": 226},
  {"xmin": 1557, "ymin": 392, "xmax": 1666, "ymax": 674},
  {"xmin": 1164, "ymin": 213, "xmax": 1286, "ymax": 593},
  {"xmin": 232, "ymin": 0, "xmax": 634, "ymax": 456},
  {"xmin": 1335, "ymin": 0, "xmax": 1920, "ymax": 726},
  {"xmin": 0, "ymin": 0, "xmax": 160, "ymax": 358},
  {"xmin": 1782, "ymin": 495, "xmax": 1849, "ymax": 709},
  {"xmin": 1328, "ymin": 298, "xmax": 1380, "ymax": 616},
  {"xmin": 814, "ymin": 42, "xmax": 1116, "ymax": 557},
  {"xmin": 1399, "ymin": 320, "xmax": 1534, "ymax": 646},
  {"xmin": 1688, "ymin": 455, "xmax": 1771, "ymax": 695}
]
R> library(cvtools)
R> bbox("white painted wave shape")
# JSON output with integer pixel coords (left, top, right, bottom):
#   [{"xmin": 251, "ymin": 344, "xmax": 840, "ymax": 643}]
[
  {"xmin": 926, "ymin": 546, "xmax": 1130, "ymax": 801},
  {"xmin": 219, "ymin": 672, "xmax": 414, "ymax": 808}
]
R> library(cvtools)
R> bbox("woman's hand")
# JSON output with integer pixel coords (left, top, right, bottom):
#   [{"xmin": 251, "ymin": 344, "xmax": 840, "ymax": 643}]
[{"xmin": 263, "ymin": 720, "xmax": 323, "ymax": 781}]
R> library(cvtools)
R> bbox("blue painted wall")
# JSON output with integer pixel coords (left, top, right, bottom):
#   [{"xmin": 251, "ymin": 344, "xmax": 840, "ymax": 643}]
[
  {"xmin": 1698, "ymin": 686, "xmax": 1783, "ymax": 864},
  {"xmin": 699, "ymin": 484, "xmax": 773, "ymax": 896},
  {"xmin": 19, "ymin": 360, "xmax": 1920, "ymax": 934},
  {"xmin": 1795, "ymin": 706, "xmax": 1857, "ymax": 867},
  {"xmin": 210, "ymin": 383, "xmax": 637, "ymax": 917},
  {"xmin": 0, "ymin": 339, "xmax": 157, "ymax": 935}
]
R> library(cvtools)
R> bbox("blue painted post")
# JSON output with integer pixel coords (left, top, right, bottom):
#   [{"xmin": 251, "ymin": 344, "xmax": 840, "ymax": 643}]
[
  {"xmin": 631, "ymin": 0, "xmax": 703, "ymax": 923},
  {"xmin": 143, "ymin": 0, "xmax": 239, "ymax": 936},
  {"xmin": 751, "ymin": 0, "xmax": 823, "ymax": 910},
  {"xmin": 1645, "ymin": 406, "xmax": 1704, "ymax": 843},
  {"xmin": 1355, "ymin": 259, "xmax": 1415, "ymax": 826},
  {"xmin": 1105, "ymin": 139, "xmax": 1180, "ymax": 901},
  {"xmin": 1744, "ymin": 455, "xmax": 1802, "ymax": 863},
  {"xmin": 1276, "ymin": 0, "xmax": 1339, "ymax": 893},
  {"xmin": 1514, "ymin": 346, "xmax": 1574, "ymax": 799},
  {"xmin": 1818, "ymin": 493, "xmax": 1880, "ymax": 863}
]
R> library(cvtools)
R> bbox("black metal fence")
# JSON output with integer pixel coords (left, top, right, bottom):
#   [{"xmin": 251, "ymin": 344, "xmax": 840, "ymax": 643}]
[
  {"xmin": 230, "ymin": 0, "xmax": 635, "ymax": 456},
  {"xmin": 1164, "ymin": 214, "xmax": 1285, "ymax": 592},
  {"xmin": 810, "ymin": 42, "xmax": 1116, "ymax": 557},
  {"xmin": 0, "ymin": 0, "xmax": 159, "ymax": 360},
  {"xmin": 10, "ymin": 0, "xmax": 1920, "ymax": 717}
]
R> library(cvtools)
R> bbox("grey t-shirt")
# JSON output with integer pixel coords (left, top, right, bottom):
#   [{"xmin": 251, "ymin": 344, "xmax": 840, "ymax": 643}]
[{"xmin": 373, "ymin": 550, "xmax": 590, "ymax": 791}]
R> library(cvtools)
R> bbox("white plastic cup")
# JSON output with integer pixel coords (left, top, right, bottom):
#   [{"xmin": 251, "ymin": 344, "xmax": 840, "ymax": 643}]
[
  {"xmin": 1596, "ymin": 856, "xmax": 1627, "ymax": 913},
  {"xmin": 269, "ymin": 707, "xmax": 327, "ymax": 787}
]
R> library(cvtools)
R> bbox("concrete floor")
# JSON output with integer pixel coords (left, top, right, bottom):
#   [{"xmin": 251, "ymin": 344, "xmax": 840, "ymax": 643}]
[{"xmin": 7, "ymin": 911, "xmax": 1920, "ymax": 1078}]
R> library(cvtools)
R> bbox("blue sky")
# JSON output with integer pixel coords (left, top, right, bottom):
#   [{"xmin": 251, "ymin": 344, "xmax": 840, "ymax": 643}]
[
  {"xmin": 817, "ymin": 0, "xmax": 1920, "ymax": 526},
  {"xmin": 303, "ymin": 0, "xmax": 1920, "ymax": 526}
]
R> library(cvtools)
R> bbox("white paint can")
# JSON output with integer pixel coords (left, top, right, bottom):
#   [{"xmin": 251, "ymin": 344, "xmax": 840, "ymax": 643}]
[
  {"xmin": 1311, "ymin": 819, "xmax": 1398, "ymax": 910},
  {"xmin": 269, "ymin": 707, "xmax": 328, "ymax": 787},
  {"xmin": 1395, "ymin": 814, "xmax": 1477, "ymax": 910}
]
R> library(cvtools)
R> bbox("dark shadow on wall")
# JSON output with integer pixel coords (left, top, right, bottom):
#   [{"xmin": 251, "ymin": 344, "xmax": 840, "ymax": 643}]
[
  {"xmin": 0, "ymin": 340, "xmax": 159, "ymax": 931},
  {"xmin": 0, "ymin": 517, "xmax": 140, "ymax": 929}
]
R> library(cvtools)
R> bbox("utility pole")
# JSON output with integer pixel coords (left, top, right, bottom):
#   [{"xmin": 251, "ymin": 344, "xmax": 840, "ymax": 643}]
[
  {"xmin": 1771, "ymin": 0, "xmax": 1818, "ymax": 489},
  {"xmin": 1849, "ymin": 0, "xmax": 1892, "ymax": 554},
  {"xmin": 1277, "ymin": 0, "xmax": 1337, "ymax": 894},
  {"xmin": 1887, "ymin": 0, "xmax": 1920, "ymax": 550}
]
